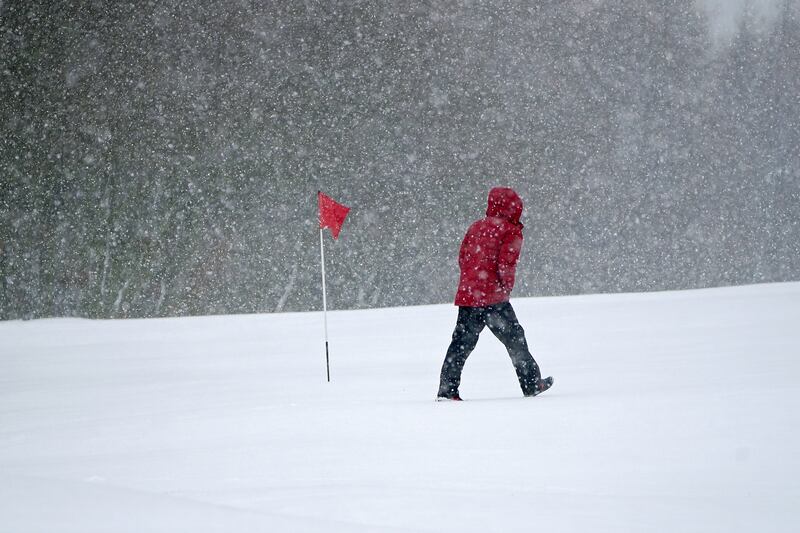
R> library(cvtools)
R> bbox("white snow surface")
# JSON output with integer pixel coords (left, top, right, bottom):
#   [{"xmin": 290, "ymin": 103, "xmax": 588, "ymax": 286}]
[{"xmin": 2, "ymin": 283, "xmax": 800, "ymax": 532}]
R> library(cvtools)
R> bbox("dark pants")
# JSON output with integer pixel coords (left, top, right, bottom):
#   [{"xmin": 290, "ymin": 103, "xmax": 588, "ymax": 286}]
[{"xmin": 438, "ymin": 302, "xmax": 541, "ymax": 397}]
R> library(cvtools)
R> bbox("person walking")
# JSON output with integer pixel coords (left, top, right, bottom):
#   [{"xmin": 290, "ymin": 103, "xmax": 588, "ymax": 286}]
[{"xmin": 437, "ymin": 187, "xmax": 553, "ymax": 401}]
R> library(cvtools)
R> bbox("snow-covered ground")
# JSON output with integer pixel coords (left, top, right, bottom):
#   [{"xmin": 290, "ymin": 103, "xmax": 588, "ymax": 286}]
[{"xmin": 2, "ymin": 283, "xmax": 799, "ymax": 532}]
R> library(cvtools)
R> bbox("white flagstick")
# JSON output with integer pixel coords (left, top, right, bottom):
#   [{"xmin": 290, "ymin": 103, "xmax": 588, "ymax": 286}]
[{"xmin": 319, "ymin": 227, "xmax": 330, "ymax": 382}]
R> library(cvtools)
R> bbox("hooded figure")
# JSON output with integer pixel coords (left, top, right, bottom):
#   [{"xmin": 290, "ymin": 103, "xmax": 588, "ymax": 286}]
[
  {"xmin": 455, "ymin": 187, "xmax": 525, "ymax": 307},
  {"xmin": 438, "ymin": 187, "xmax": 553, "ymax": 401}
]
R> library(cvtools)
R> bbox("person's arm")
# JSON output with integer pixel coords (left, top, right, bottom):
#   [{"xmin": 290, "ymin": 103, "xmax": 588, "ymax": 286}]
[{"xmin": 497, "ymin": 227, "xmax": 523, "ymax": 296}]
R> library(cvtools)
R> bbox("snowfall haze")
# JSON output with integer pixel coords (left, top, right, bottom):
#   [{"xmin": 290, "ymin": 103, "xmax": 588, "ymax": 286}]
[{"xmin": 1, "ymin": 0, "xmax": 799, "ymax": 318}]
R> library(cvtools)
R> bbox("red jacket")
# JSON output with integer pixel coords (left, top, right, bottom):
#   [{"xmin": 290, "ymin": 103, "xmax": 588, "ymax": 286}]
[{"xmin": 454, "ymin": 187, "xmax": 524, "ymax": 307}]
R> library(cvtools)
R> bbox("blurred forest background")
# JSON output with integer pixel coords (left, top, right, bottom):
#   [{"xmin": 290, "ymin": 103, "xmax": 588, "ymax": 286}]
[{"xmin": 1, "ymin": 0, "xmax": 798, "ymax": 319}]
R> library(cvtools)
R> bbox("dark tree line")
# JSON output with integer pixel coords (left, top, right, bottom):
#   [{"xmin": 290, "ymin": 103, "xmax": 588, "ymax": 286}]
[{"xmin": 1, "ymin": 0, "xmax": 798, "ymax": 319}]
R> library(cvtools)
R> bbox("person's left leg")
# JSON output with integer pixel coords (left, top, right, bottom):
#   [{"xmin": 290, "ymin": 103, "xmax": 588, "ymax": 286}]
[
  {"xmin": 438, "ymin": 306, "xmax": 486, "ymax": 398},
  {"xmin": 485, "ymin": 302, "xmax": 541, "ymax": 396}
]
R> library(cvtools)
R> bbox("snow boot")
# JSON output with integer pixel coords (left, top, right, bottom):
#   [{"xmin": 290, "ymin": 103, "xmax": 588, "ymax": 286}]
[
  {"xmin": 436, "ymin": 393, "xmax": 463, "ymax": 402},
  {"xmin": 525, "ymin": 376, "xmax": 554, "ymax": 397}
]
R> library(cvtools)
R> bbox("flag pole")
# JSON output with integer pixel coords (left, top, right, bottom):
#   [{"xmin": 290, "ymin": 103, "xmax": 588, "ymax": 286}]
[{"xmin": 319, "ymin": 226, "xmax": 331, "ymax": 382}]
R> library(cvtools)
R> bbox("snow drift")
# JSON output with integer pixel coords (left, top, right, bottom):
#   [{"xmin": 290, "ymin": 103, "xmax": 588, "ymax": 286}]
[{"xmin": 2, "ymin": 283, "xmax": 799, "ymax": 532}]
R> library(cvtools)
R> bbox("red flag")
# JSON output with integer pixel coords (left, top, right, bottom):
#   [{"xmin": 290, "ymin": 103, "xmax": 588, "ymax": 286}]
[{"xmin": 318, "ymin": 191, "xmax": 350, "ymax": 240}]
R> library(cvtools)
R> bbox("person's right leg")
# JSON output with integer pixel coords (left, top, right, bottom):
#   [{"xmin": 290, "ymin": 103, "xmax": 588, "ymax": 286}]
[
  {"xmin": 485, "ymin": 302, "xmax": 541, "ymax": 396},
  {"xmin": 437, "ymin": 306, "xmax": 485, "ymax": 398}
]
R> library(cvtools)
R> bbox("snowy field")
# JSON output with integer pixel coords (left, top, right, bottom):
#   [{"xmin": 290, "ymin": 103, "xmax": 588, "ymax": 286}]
[{"xmin": 2, "ymin": 283, "xmax": 799, "ymax": 533}]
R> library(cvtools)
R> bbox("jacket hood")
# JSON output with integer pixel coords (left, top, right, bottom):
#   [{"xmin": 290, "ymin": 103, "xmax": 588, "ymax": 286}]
[{"xmin": 486, "ymin": 187, "xmax": 523, "ymax": 225}]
